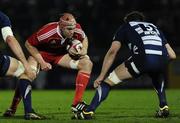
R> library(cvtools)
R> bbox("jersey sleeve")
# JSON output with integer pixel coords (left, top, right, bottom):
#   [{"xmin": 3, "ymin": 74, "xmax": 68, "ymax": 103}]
[
  {"xmin": 73, "ymin": 23, "xmax": 86, "ymax": 42},
  {"xmin": 0, "ymin": 11, "xmax": 14, "ymax": 41},
  {"xmin": 0, "ymin": 11, "xmax": 11, "ymax": 28},
  {"xmin": 112, "ymin": 24, "xmax": 126, "ymax": 43}
]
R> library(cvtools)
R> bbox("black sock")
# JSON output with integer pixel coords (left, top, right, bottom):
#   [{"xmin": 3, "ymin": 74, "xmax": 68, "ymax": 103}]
[
  {"xmin": 86, "ymin": 82, "xmax": 111, "ymax": 112},
  {"xmin": 19, "ymin": 79, "xmax": 33, "ymax": 114}
]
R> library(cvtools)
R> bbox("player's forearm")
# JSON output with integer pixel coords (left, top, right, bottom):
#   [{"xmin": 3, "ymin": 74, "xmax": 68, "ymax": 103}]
[
  {"xmin": 25, "ymin": 41, "xmax": 45, "ymax": 64},
  {"xmin": 6, "ymin": 36, "xmax": 28, "ymax": 64},
  {"xmin": 100, "ymin": 49, "xmax": 117, "ymax": 78},
  {"xmin": 165, "ymin": 43, "xmax": 176, "ymax": 59},
  {"xmin": 100, "ymin": 41, "xmax": 120, "ymax": 78}
]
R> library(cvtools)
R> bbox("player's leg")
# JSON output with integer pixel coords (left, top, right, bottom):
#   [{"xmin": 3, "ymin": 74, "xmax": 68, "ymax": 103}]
[
  {"xmin": 149, "ymin": 73, "xmax": 169, "ymax": 118},
  {"xmin": 18, "ymin": 56, "xmax": 44, "ymax": 119},
  {"xmin": 19, "ymin": 57, "xmax": 45, "ymax": 120},
  {"xmin": 3, "ymin": 83, "xmax": 21, "ymax": 117},
  {"xmin": 3, "ymin": 56, "xmax": 42, "ymax": 119},
  {"xmin": 2, "ymin": 56, "xmax": 24, "ymax": 77},
  {"xmin": 1, "ymin": 55, "xmax": 37, "ymax": 118},
  {"xmin": 0, "ymin": 56, "xmax": 23, "ymax": 117},
  {"xmin": 3, "ymin": 57, "xmax": 34, "ymax": 117},
  {"xmin": 81, "ymin": 58, "xmax": 140, "ymax": 119},
  {"xmin": 56, "ymin": 54, "xmax": 93, "ymax": 112},
  {"xmin": 73, "ymin": 55, "xmax": 92, "ymax": 106},
  {"xmin": 86, "ymin": 63, "xmax": 132, "ymax": 113}
]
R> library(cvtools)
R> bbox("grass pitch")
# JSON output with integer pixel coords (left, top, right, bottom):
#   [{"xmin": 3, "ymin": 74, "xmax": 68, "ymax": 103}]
[{"xmin": 0, "ymin": 89, "xmax": 180, "ymax": 123}]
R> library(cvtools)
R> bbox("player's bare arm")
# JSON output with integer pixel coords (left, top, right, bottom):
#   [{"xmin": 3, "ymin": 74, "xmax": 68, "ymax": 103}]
[
  {"xmin": 25, "ymin": 41, "xmax": 52, "ymax": 71},
  {"xmin": 4, "ymin": 31, "xmax": 35, "ymax": 79},
  {"xmin": 165, "ymin": 43, "xmax": 176, "ymax": 59},
  {"xmin": 0, "ymin": 11, "xmax": 33, "ymax": 78},
  {"xmin": 94, "ymin": 41, "xmax": 121, "ymax": 88}
]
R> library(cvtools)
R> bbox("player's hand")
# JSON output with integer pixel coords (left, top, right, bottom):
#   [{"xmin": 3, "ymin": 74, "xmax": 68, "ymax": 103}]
[
  {"xmin": 40, "ymin": 61, "xmax": 52, "ymax": 71},
  {"xmin": 23, "ymin": 63, "xmax": 36, "ymax": 79},
  {"xmin": 79, "ymin": 48, "xmax": 87, "ymax": 56},
  {"xmin": 69, "ymin": 47, "xmax": 87, "ymax": 57},
  {"xmin": 94, "ymin": 75, "xmax": 104, "ymax": 88},
  {"xmin": 69, "ymin": 49, "xmax": 80, "ymax": 56}
]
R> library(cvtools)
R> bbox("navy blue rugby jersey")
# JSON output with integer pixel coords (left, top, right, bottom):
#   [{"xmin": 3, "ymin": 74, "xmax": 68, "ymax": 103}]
[
  {"xmin": 0, "ymin": 11, "xmax": 11, "ymax": 28},
  {"xmin": 113, "ymin": 21, "xmax": 168, "ymax": 58}
]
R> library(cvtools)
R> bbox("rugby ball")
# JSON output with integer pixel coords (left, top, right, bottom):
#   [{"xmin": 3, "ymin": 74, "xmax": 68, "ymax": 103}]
[{"xmin": 66, "ymin": 39, "xmax": 83, "ymax": 59}]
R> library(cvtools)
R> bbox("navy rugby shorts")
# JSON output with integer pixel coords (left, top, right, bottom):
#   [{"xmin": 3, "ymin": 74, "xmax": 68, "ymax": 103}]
[
  {"xmin": 0, "ymin": 54, "xmax": 10, "ymax": 76},
  {"xmin": 124, "ymin": 56, "xmax": 168, "ymax": 78}
]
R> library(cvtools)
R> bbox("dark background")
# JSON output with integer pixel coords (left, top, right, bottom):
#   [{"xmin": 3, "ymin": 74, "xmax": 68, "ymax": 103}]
[{"xmin": 0, "ymin": 0, "xmax": 180, "ymax": 89}]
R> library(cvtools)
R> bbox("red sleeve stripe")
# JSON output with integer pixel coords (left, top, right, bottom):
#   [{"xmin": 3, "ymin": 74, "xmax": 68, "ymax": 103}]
[{"xmin": 37, "ymin": 28, "xmax": 57, "ymax": 41}]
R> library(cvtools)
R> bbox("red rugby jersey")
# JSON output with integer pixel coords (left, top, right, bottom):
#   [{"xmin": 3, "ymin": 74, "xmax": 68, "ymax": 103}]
[{"xmin": 27, "ymin": 22, "xmax": 86, "ymax": 54}]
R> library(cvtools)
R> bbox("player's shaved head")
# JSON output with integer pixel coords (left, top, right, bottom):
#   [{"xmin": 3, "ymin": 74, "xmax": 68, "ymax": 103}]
[
  {"xmin": 123, "ymin": 11, "xmax": 145, "ymax": 23},
  {"xmin": 59, "ymin": 13, "xmax": 76, "ymax": 28}
]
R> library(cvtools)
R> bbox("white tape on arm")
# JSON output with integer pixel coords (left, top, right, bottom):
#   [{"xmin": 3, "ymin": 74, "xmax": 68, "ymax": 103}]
[{"xmin": 1, "ymin": 26, "xmax": 14, "ymax": 42}]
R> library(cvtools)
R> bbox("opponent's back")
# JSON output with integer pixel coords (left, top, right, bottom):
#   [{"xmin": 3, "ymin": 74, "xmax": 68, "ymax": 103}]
[
  {"xmin": 127, "ymin": 21, "xmax": 168, "ymax": 57},
  {"xmin": 114, "ymin": 21, "xmax": 168, "ymax": 57},
  {"xmin": 114, "ymin": 21, "xmax": 169, "ymax": 72}
]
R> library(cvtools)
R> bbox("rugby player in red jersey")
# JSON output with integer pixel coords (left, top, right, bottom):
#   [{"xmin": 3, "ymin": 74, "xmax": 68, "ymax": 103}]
[{"xmin": 3, "ymin": 13, "xmax": 93, "ymax": 120}]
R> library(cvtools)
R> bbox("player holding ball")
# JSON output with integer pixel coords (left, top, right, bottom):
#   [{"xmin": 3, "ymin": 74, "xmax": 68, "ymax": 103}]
[{"xmin": 3, "ymin": 13, "xmax": 93, "ymax": 120}]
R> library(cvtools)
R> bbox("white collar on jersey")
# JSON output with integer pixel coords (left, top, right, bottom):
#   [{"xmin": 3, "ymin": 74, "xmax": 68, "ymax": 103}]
[
  {"xmin": 56, "ymin": 25, "xmax": 62, "ymax": 37},
  {"xmin": 57, "ymin": 25, "xmax": 66, "ymax": 44}
]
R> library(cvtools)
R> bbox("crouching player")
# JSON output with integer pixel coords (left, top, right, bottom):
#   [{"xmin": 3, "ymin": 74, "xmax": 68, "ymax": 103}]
[
  {"xmin": 3, "ymin": 13, "xmax": 93, "ymax": 119},
  {"xmin": 77, "ymin": 11, "xmax": 176, "ymax": 119}
]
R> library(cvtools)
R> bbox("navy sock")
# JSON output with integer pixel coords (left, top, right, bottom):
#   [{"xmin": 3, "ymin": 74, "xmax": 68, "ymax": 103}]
[
  {"xmin": 19, "ymin": 79, "xmax": 33, "ymax": 114},
  {"xmin": 151, "ymin": 74, "xmax": 167, "ymax": 108},
  {"xmin": 86, "ymin": 82, "xmax": 111, "ymax": 112},
  {"xmin": 153, "ymin": 81, "xmax": 167, "ymax": 107}
]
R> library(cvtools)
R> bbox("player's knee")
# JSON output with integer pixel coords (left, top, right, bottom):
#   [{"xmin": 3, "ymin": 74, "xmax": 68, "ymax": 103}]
[
  {"xmin": 69, "ymin": 55, "xmax": 93, "ymax": 70},
  {"xmin": 18, "ymin": 65, "xmax": 39, "ymax": 81},
  {"xmin": 78, "ymin": 57, "xmax": 93, "ymax": 70},
  {"xmin": 107, "ymin": 71, "xmax": 122, "ymax": 85},
  {"xmin": 29, "ymin": 65, "xmax": 39, "ymax": 80}
]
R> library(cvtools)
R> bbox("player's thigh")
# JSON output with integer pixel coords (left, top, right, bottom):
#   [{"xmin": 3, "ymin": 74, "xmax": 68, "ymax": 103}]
[
  {"xmin": 57, "ymin": 54, "xmax": 79, "ymax": 69},
  {"xmin": 5, "ymin": 56, "xmax": 20, "ymax": 77},
  {"xmin": 105, "ymin": 62, "xmax": 132, "ymax": 86},
  {"xmin": 77, "ymin": 55, "xmax": 93, "ymax": 71},
  {"xmin": 114, "ymin": 62, "xmax": 133, "ymax": 79}
]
